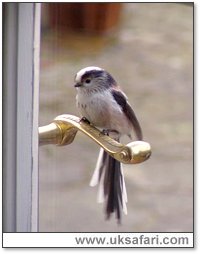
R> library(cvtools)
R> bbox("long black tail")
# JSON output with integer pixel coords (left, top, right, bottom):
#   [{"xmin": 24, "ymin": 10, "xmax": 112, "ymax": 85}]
[{"xmin": 90, "ymin": 148, "xmax": 127, "ymax": 222}]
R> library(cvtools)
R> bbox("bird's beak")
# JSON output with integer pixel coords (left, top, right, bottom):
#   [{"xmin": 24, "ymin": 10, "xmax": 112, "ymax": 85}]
[{"xmin": 74, "ymin": 83, "xmax": 82, "ymax": 87}]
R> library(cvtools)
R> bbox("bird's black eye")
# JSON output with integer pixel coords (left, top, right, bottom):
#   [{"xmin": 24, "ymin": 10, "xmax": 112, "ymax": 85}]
[{"xmin": 85, "ymin": 78, "xmax": 91, "ymax": 84}]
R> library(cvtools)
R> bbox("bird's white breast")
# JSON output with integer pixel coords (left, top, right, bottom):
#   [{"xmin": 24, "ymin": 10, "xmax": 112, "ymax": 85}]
[{"xmin": 76, "ymin": 89, "xmax": 131, "ymax": 135}]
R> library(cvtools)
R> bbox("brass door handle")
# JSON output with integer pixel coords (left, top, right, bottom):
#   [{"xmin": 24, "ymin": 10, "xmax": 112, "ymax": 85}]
[{"xmin": 39, "ymin": 114, "xmax": 151, "ymax": 164}]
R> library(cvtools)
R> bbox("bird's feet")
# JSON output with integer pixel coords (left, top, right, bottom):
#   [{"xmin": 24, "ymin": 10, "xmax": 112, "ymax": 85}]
[
  {"xmin": 101, "ymin": 129, "xmax": 119, "ymax": 136},
  {"xmin": 101, "ymin": 129, "xmax": 110, "ymax": 136},
  {"xmin": 80, "ymin": 117, "xmax": 91, "ymax": 125}
]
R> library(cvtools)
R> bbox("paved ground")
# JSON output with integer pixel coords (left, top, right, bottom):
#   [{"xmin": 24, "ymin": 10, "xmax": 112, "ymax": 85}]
[{"xmin": 39, "ymin": 3, "xmax": 193, "ymax": 232}]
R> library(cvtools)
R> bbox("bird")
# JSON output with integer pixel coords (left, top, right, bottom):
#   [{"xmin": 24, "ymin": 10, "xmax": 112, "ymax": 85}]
[{"xmin": 74, "ymin": 66, "xmax": 143, "ymax": 222}]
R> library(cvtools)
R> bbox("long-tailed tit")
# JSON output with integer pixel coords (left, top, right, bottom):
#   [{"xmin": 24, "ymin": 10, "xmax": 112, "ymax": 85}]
[{"xmin": 74, "ymin": 66, "xmax": 143, "ymax": 222}]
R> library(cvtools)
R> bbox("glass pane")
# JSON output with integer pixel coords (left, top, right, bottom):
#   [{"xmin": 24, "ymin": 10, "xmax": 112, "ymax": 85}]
[{"xmin": 39, "ymin": 3, "xmax": 193, "ymax": 232}]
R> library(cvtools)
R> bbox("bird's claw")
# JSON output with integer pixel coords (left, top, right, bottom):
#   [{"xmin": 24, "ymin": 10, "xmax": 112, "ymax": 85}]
[
  {"xmin": 101, "ymin": 129, "xmax": 119, "ymax": 136},
  {"xmin": 80, "ymin": 117, "xmax": 91, "ymax": 125}
]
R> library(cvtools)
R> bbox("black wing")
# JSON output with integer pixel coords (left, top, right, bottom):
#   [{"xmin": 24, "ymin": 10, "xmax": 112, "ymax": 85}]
[{"xmin": 112, "ymin": 89, "xmax": 143, "ymax": 140}]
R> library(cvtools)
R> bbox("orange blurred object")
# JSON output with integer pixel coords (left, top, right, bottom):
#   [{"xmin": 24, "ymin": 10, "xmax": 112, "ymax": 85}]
[{"xmin": 48, "ymin": 3, "xmax": 122, "ymax": 34}]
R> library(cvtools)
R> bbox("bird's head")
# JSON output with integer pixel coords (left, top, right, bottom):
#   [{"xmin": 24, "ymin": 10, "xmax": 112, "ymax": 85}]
[{"xmin": 74, "ymin": 66, "xmax": 117, "ymax": 92}]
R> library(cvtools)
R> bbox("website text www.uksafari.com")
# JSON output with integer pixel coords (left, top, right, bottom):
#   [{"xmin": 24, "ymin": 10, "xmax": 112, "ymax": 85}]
[{"xmin": 74, "ymin": 233, "xmax": 193, "ymax": 247}]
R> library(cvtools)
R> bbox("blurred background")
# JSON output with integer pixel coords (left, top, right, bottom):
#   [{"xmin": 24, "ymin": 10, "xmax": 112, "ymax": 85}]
[{"xmin": 39, "ymin": 3, "xmax": 193, "ymax": 232}]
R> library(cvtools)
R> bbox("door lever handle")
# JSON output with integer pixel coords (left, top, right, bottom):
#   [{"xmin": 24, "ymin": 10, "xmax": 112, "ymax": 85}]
[{"xmin": 39, "ymin": 114, "xmax": 151, "ymax": 164}]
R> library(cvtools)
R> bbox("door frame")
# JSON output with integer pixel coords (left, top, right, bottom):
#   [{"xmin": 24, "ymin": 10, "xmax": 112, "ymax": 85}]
[{"xmin": 3, "ymin": 3, "xmax": 41, "ymax": 232}]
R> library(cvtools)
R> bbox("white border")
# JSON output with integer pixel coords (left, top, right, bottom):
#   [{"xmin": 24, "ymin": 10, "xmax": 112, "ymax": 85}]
[{"xmin": 3, "ymin": 232, "xmax": 194, "ymax": 248}]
